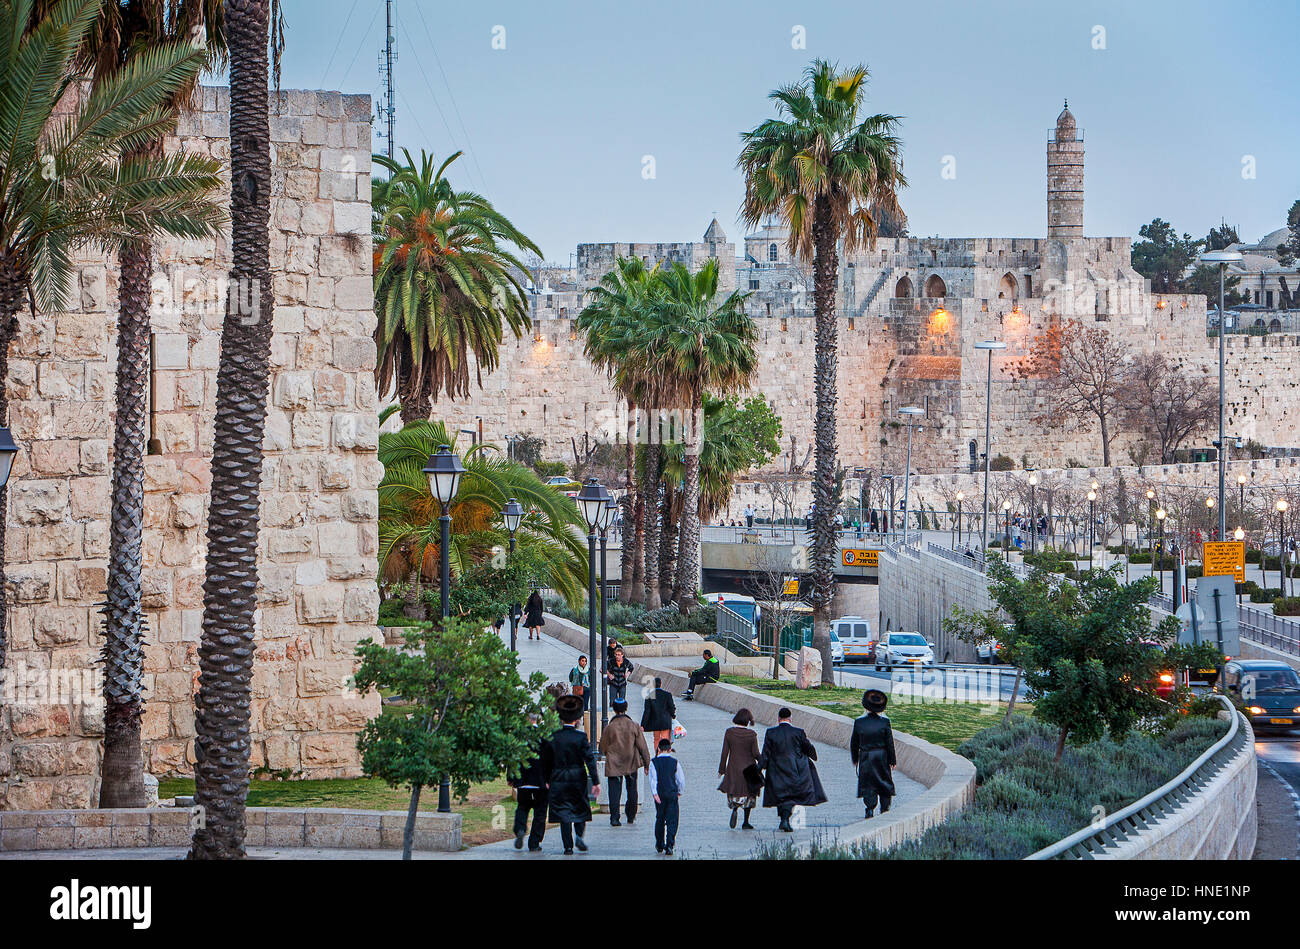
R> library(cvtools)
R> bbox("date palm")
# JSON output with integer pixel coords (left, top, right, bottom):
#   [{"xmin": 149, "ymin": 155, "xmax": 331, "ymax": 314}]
[
  {"xmin": 631, "ymin": 260, "xmax": 756, "ymax": 614},
  {"xmin": 0, "ymin": 0, "xmax": 223, "ymax": 676},
  {"xmin": 60, "ymin": 0, "xmax": 228, "ymax": 809},
  {"xmin": 373, "ymin": 149, "xmax": 540, "ymax": 424},
  {"xmin": 189, "ymin": 0, "xmax": 283, "ymax": 860},
  {"xmin": 738, "ymin": 59, "xmax": 905, "ymax": 681}
]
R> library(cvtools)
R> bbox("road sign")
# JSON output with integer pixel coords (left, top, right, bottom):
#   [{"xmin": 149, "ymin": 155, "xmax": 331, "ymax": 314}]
[
  {"xmin": 1196, "ymin": 575, "xmax": 1240, "ymax": 658},
  {"xmin": 841, "ymin": 548, "xmax": 879, "ymax": 568},
  {"xmin": 1203, "ymin": 541, "xmax": 1246, "ymax": 583},
  {"xmin": 782, "ymin": 576, "xmax": 799, "ymax": 597},
  {"xmin": 1174, "ymin": 601, "xmax": 1206, "ymax": 644}
]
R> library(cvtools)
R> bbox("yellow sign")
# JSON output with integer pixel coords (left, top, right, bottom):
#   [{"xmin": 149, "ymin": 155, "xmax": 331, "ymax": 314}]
[
  {"xmin": 1203, "ymin": 541, "xmax": 1246, "ymax": 583},
  {"xmin": 841, "ymin": 549, "xmax": 880, "ymax": 568},
  {"xmin": 782, "ymin": 577, "xmax": 800, "ymax": 597}
]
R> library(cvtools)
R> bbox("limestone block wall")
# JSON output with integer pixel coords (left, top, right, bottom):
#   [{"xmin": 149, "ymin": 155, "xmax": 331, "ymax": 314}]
[{"xmin": 1, "ymin": 87, "xmax": 381, "ymax": 810}]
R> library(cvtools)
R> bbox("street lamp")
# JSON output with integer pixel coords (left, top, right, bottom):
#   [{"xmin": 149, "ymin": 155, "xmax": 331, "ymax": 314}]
[
  {"xmin": 576, "ymin": 478, "xmax": 611, "ymax": 741},
  {"xmin": 422, "ymin": 443, "xmax": 464, "ymax": 813},
  {"xmin": 1027, "ymin": 472, "xmax": 1038, "ymax": 554},
  {"xmin": 881, "ymin": 474, "xmax": 895, "ymax": 538},
  {"xmin": 1156, "ymin": 508, "xmax": 1167, "ymax": 596},
  {"xmin": 1001, "ymin": 499, "xmax": 1012, "ymax": 551},
  {"xmin": 955, "ymin": 490, "xmax": 964, "ymax": 548},
  {"xmin": 899, "ymin": 406, "xmax": 925, "ymax": 546},
  {"xmin": 1238, "ymin": 473, "xmax": 1248, "ymax": 532},
  {"xmin": 597, "ymin": 495, "xmax": 618, "ymax": 730},
  {"xmin": 974, "ymin": 340, "xmax": 1007, "ymax": 559},
  {"xmin": 1087, "ymin": 489, "xmax": 1097, "ymax": 568},
  {"xmin": 1202, "ymin": 249, "xmax": 1243, "ymax": 540},
  {"xmin": 1276, "ymin": 499, "xmax": 1289, "ymax": 598},
  {"xmin": 0, "ymin": 424, "xmax": 18, "ymax": 647},
  {"xmin": 1235, "ymin": 525, "xmax": 1246, "ymax": 608},
  {"xmin": 502, "ymin": 497, "xmax": 524, "ymax": 651}
]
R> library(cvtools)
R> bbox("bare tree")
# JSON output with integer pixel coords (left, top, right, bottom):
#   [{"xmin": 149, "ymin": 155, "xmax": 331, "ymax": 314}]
[
  {"xmin": 1120, "ymin": 353, "xmax": 1217, "ymax": 464},
  {"xmin": 1012, "ymin": 319, "xmax": 1131, "ymax": 466}
]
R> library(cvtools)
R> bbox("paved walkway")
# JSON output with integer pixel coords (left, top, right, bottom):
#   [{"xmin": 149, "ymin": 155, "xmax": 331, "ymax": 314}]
[{"xmin": 447, "ymin": 627, "xmax": 922, "ymax": 860}]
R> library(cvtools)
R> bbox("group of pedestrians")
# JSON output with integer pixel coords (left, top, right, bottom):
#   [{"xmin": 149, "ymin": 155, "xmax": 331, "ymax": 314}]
[{"xmin": 508, "ymin": 672, "xmax": 899, "ymax": 855}]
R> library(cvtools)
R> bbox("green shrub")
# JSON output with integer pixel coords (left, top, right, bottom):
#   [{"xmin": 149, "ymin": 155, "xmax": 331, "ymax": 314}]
[
  {"xmin": 1274, "ymin": 596, "xmax": 1300, "ymax": 616},
  {"xmin": 1250, "ymin": 588, "xmax": 1282, "ymax": 603},
  {"xmin": 990, "ymin": 454, "xmax": 1015, "ymax": 471},
  {"xmin": 1127, "ymin": 551, "xmax": 1153, "ymax": 564},
  {"xmin": 629, "ymin": 603, "xmax": 718, "ymax": 637}
]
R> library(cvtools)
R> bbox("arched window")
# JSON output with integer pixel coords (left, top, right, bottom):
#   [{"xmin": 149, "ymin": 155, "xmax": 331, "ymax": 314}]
[
  {"xmin": 894, "ymin": 275, "xmax": 913, "ymax": 298},
  {"xmin": 924, "ymin": 274, "xmax": 947, "ymax": 298},
  {"xmin": 997, "ymin": 272, "xmax": 1018, "ymax": 299},
  {"xmin": 768, "ymin": 243, "xmax": 778, "ymax": 262}
]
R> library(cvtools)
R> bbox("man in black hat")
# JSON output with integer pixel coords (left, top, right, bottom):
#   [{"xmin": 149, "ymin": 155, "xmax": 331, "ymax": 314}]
[
  {"xmin": 758, "ymin": 707, "xmax": 827, "ymax": 832},
  {"xmin": 850, "ymin": 689, "xmax": 897, "ymax": 819},
  {"xmin": 508, "ymin": 713, "xmax": 550, "ymax": 851},
  {"xmin": 542, "ymin": 694, "xmax": 601, "ymax": 854}
]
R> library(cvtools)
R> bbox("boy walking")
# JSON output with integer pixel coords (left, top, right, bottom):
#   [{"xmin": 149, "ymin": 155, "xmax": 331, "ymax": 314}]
[{"xmin": 648, "ymin": 738, "xmax": 686, "ymax": 856}]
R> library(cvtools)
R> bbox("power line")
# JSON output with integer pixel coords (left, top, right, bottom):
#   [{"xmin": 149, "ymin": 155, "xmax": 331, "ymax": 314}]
[
  {"xmin": 316, "ymin": 0, "xmax": 361, "ymax": 90},
  {"xmin": 335, "ymin": 2, "xmax": 382, "ymax": 91},
  {"xmin": 393, "ymin": 14, "xmax": 462, "ymax": 173},
  {"xmin": 411, "ymin": 0, "xmax": 488, "ymax": 190}
]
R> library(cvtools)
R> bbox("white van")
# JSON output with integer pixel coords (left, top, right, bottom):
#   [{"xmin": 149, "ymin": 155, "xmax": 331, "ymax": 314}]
[{"xmin": 832, "ymin": 616, "xmax": 873, "ymax": 664}]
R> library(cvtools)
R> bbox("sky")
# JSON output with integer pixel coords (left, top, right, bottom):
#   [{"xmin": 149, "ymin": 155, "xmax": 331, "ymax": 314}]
[{"xmin": 269, "ymin": 0, "xmax": 1300, "ymax": 263}]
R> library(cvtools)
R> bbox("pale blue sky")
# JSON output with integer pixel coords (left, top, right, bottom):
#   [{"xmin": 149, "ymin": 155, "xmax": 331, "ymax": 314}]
[{"xmin": 271, "ymin": 0, "xmax": 1299, "ymax": 262}]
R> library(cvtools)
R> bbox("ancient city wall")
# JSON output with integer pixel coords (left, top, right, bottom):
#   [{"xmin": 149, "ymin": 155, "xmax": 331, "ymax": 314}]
[{"xmin": 1, "ymin": 87, "xmax": 381, "ymax": 810}]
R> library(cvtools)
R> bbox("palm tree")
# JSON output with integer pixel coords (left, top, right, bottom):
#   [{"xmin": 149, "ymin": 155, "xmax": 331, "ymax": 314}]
[
  {"xmin": 377, "ymin": 419, "xmax": 588, "ymax": 611},
  {"xmin": 373, "ymin": 149, "xmax": 541, "ymax": 424},
  {"xmin": 189, "ymin": 0, "xmax": 283, "ymax": 861},
  {"xmin": 631, "ymin": 261, "xmax": 757, "ymax": 614},
  {"xmin": 0, "ymin": 0, "xmax": 224, "ymax": 674},
  {"xmin": 738, "ymin": 59, "xmax": 905, "ymax": 682},
  {"xmin": 576, "ymin": 256, "xmax": 658, "ymax": 606},
  {"xmin": 64, "ymin": 0, "xmax": 228, "ymax": 809}
]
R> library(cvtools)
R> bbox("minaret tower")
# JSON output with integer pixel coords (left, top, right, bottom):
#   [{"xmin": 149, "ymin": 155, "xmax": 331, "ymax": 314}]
[{"xmin": 1047, "ymin": 101, "xmax": 1083, "ymax": 239}]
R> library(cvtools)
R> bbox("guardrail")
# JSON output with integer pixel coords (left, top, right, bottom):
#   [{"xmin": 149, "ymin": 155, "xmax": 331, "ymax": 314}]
[
  {"xmin": 1025, "ymin": 695, "xmax": 1246, "ymax": 859},
  {"xmin": 1147, "ymin": 591, "xmax": 1299, "ymax": 657}
]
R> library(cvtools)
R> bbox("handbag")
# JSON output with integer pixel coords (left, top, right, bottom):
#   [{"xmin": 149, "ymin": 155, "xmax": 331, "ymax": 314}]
[
  {"xmin": 671, "ymin": 718, "xmax": 687, "ymax": 740},
  {"xmin": 572, "ymin": 684, "xmax": 584, "ymax": 697},
  {"xmin": 742, "ymin": 762, "xmax": 763, "ymax": 791}
]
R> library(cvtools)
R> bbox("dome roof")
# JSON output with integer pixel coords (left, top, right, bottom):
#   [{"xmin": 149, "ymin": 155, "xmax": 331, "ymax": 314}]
[{"xmin": 1257, "ymin": 226, "xmax": 1291, "ymax": 249}]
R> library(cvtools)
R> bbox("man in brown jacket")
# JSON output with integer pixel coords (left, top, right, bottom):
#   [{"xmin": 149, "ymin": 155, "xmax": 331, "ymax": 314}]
[{"xmin": 599, "ymin": 697, "xmax": 652, "ymax": 826}]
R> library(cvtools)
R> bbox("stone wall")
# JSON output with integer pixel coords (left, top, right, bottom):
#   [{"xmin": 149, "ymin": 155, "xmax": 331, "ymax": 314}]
[{"xmin": 1, "ymin": 86, "xmax": 381, "ymax": 810}]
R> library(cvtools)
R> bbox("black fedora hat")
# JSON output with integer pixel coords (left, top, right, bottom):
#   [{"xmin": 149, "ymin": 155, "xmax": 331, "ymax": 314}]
[
  {"xmin": 862, "ymin": 689, "xmax": 888, "ymax": 712},
  {"xmin": 556, "ymin": 694, "xmax": 584, "ymax": 722}
]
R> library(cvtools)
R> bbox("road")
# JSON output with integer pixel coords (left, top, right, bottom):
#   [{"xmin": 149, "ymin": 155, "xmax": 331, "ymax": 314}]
[
  {"xmin": 1255, "ymin": 732, "xmax": 1300, "ymax": 858},
  {"xmin": 830, "ymin": 661, "xmax": 1024, "ymax": 702}
]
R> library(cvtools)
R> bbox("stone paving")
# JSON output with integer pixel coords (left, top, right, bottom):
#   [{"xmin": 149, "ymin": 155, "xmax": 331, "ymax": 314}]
[{"xmin": 446, "ymin": 627, "xmax": 922, "ymax": 860}]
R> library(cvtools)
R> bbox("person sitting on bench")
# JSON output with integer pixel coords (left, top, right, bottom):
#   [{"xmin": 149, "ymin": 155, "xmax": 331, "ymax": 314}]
[{"xmin": 682, "ymin": 650, "xmax": 720, "ymax": 700}]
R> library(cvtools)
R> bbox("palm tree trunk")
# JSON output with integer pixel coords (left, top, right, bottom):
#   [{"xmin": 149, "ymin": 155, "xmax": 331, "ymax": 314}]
[
  {"xmin": 0, "ymin": 258, "xmax": 21, "ymax": 672},
  {"xmin": 398, "ymin": 373, "xmax": 431, "ymax": 426},
  {"xmin": 402, "ymin": 563, "xmax": 424, "ymax": 618},
  {"xmin": 660, "ymin": 495, "xmax": 677, "ymax": 607},
  {"xmin": 190, "ymin": 0, "xmax": 273, "ymax": 861},
  {"xmin": 810, "ymin": 195, "xmax": 839, "ymax": 685},
  {"xmin": 99, "ymin": 231, "xmax": 153, "ymax": 809},
  {"xmin": 642, "ymin": 444, "xmax": 661, "ymax": 610},
  {"xmin": 620, "ymin": 401, "xmax": 642, "ymax": 604},
  {"xmin": 630, "ymin": 493, "xmax": 645, "ymax": 603},
  {"xmin": 675, "ymin": 404, "xmax": 702, "ymax": 614}
]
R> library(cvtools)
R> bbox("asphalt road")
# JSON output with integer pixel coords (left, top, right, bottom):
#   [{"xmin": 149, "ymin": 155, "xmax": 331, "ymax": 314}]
[{"xmin": 1254, "ymin": 732, "xmax": 1300, "ymax": 859}]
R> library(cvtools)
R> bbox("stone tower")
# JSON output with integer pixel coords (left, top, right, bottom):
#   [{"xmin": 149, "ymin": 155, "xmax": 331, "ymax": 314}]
[{"xmin": 1047, "ymin": 101, "xmax": 1084, "ymax": 239}]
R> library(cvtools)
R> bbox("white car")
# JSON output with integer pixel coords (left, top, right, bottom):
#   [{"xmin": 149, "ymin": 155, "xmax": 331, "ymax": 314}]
[
  {"xmin": 875, "ymin": 632, "xmax": 935, "ymax": 670},
  {"xmin": 833, "ymin": 616, "xmax": 873, "ymax": 663},
  {"xmin": 976, "ymin": 623, "xmax": 1013, "ymax": 663},
  {"xmin": 802, "ymin": 627, "xmax": 843, "ymax": 663}
]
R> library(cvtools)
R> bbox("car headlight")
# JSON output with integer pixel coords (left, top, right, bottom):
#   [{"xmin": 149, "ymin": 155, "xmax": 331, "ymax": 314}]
[
  {"xmin": 1294, "ymin": 706, "xmax": 1300, "ymax": 715},
  {"xmin": 1247, "ymin": 706, "xmax": 1266, "ymax": 715}
]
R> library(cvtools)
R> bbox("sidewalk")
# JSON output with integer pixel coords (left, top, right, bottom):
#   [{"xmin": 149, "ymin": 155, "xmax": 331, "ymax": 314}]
[{"xmin": 450, "ymin": 626, "xmax": 922, "ymax": 860}]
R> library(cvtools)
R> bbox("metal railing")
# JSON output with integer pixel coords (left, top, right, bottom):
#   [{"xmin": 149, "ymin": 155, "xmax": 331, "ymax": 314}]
[
  {"xmin": 1146, "ymin": 592, "xmax": 1299, "ymax": 658},
  {"xmin": 1026, "ymin": 695, "xmax": 1246, "ymax": 859}
]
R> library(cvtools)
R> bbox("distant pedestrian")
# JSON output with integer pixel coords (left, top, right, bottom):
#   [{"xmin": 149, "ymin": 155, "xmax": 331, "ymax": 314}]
[
  {"xmin": 649, "ymin": 738, "xmax": 686, "ymax": 855},
  {"xmin": 850, "ymin": 690, "xmax": 897, "ymax": 819},
  {"xmin": 641, "ymin": 676, "xmax": 676, "ymax": 749},
  {"xmin": 524, "ymin": 589, "xmax": 545, "ymax": 641},
  {"xmin": 681, "ymin": 649, "xmax": 720, "ymax": 700},
  {"xmin": 599, "ymin": 697, "xmax": 650, "ymax": 827},
  {"xmin": 509, "ymin": 714, "xmax": 550, "ymax": 851},
  {"xmin": 605, "ymin": 645, "xmax": 634, "ymax": 704},
  {"xmin": 759, "ymin": 707, "xmax": 827, "ymax": 832},
  {"xmin": 569, "ymin": 655, "xmax": 592, "ymax": 734},
  {"xmin": 744, "ymin": 504, "xmax": 755, "ymax": 529},
  {"xmin": 542, "ymin": 694, "xmax": 600, "ymax": 855},
  {"xmin": 717, "ymin": 707, "xmax": 762, "ymax": 830},
  {"xmin": 870, "ymin": 510, "xmax": 879, "ymax": 534}
]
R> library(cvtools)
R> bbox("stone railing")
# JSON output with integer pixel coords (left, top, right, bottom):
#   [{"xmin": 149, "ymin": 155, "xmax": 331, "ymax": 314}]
[
  {"xmin": 0, "ymin": 806, "xmax": 461, "ymax": 853},
  {"xmin": 629, "ymin": 661, "xmax": 976, "ymax": 855}
]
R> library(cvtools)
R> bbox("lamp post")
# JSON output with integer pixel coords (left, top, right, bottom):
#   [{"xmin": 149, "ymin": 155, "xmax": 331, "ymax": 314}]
[
  {"xmin": 881, "ymin": 474, "xmax": 895, "ymax": 538},
  {"xmin": 1238, "ymin": 474, "xmax": 1247, "ymax": 531},
  {"xmin": 1205, "ymin": 496, "xmax": 1215, "ymax": 549},
  {"xmin": 899, "ymin": 406, "xmax": 925, "ymax": 546},
  {"xmin": 1027, "ymin": 472, "xmax": 1038, "ymax": 554},
  {"xmin": 1276, "ymin": 499, "xmax": 1289, "ymax": 598},
  {"xmin": 422, "ymin": 444, "xmax": 465, "ymax": 813},
  {"xmin": 955, "ymin": 491, "xmax": 964, "ymax": 548},
  {"xmin": 1087, "ymin": 489, "xmax": 1097, "ymax": 568},
  {"xmin": 1202, "ymin": 249, "xmax": 1243, "ymax": 539},
  {"xmin": 597, "ymin": 495, "xmax": 617, "ymax": 731},
  {"xmin": 502, "ymin": 497, "xmax": 523, "ymax": 651},
  {"xmin": 974, "ymin": 340, "xmax": 1007, "ymax": 559},
  {"xmin": 1156, "ymin": 508, "xmax": 1167, "ymax": 596},
  {"xmin": 1146, "ymin": 489, "xmax": 1155, "ymax": 558},
  {"xmin": 0, "ymin": 424, "xmax": 18, "ymax": 647},
  {"xmin": 1234, "ymin": 525, "xmax": 1246, "ymax": 609},
  {"xmin": 577, "ymin": 478, "xmax": 611, "ymax": 742},
  {"xmin": 1001, "ymin": 499, "xmax": 1012, "ymax": 551}
]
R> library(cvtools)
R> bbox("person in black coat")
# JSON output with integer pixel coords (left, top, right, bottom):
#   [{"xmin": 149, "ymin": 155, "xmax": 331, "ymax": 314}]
[
  {"xmin": 850, "ymin": 689, "xmax": 897, "ymax": 819},
  {"xmin": 524, "ymin": 589, "xmax": 545, "ymax": 640},
  {"xmin": 640, "ymin": 677, "xmax": 676, "ymax": 748},
  {"xmin": 541, "ymin": 694, "xmax": 601, "ymax": 854},
  {"xmin": 508, "ymin": 717, "xmax": 550, "ymax": 851},
  {"xmin": 758, "ymin": 707, "xmax": 827, "ymax": 832}
]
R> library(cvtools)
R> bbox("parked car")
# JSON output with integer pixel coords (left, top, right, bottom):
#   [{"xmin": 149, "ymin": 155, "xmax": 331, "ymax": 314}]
[
  {"xmin": 1222, "ymin": 660, "xmax": 1300, "ymax": 731},
  {"xmin": 544, "ymin": 475, "xmax": 581, "ymax": 498},
  {"xmin": 976, "ymin": 622, "xmax": 1013, "ymax": 664},
  {"xmin": 833, "ymin": 616, "xmax": 873, "ymax": 663},
  {"xmin": 800, "ymin": 626, "xmax": 843, "ymax": 664},
  {"xmin": 1142, "ymin": 641, "xmax": 1179, "ymax": 699},
  {"xmin": 875, "ymin": 631, "xmax": 935, "ymax": 670}
]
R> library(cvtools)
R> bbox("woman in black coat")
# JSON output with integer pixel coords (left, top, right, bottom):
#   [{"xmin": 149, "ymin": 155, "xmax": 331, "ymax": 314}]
[
  {"xmin": 850, "ymin": 689, "xmax": 897, "ymax": 818},
  {"xmin": 541, "ymin": 695, "xmax": 601, "ymax": 854},
  {"xmin": 524, "ymin": 589, "xmax": 545, "ymax": 640}
]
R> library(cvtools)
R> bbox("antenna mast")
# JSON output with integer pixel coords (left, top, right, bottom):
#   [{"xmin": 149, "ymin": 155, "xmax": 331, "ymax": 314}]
[{"xmin": 377, "ymin": 0, "xmax": 397, "ymax": 159}]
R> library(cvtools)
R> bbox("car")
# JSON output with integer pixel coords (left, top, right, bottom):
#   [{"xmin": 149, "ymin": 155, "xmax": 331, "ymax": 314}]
[
  {"xmin": 875, "ymin": 631, "xmax": 935, "ymax": 670},
  {"xmin": 800, "ymin": 626, "xmax": 843, "ymax": 664},
  {"xmin": 1222, "ymin": 660, "xmax": 1300, "ymax": 731},
  {"xmin": 976, "ymin": 622, "xmax": 1014, "ymax": 664},
  {"xmin": 1142, "ymin": 641, "xmax": 1180, "ymax": 699},
  {"xmin": 544, "ymin": 475, "xmax": 580, "ymax": 498},
  {"xmin": 832, "ymin": 616, "xmax": 873, "ymax": 663}
]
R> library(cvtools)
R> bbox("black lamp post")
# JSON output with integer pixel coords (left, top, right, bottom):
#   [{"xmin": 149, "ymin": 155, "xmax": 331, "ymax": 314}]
[
  {"xmin": 1027, "ymin": 471, "xmax": 1038, "ymax": 555},
  {"xmin": 576, "ymin": 478, "xmax": 610, "ymax": 741},
  {"xmin": 954, "ymin": 491, "xmax": 964, "ymax": 548},
  {"xmin": 422, "ymin": 443, "xmax": 464, "ymax": 813},
  {"xmin": 597, "ymin": 495, "xmax": 617, "ymax": 730},
  {"xmin": 0, "ymin": 424, "xmax": 19, "ymax": 649},
  {"xmin": 1001, "ymin": 499, "xmax": 1011, "ymax": 551},
  {"xmin": 1276, "ymin": 499, "xmax": 1288, "ymax": 598},
  {"xmin": 502, "ymin": 497, "xmax": 523, "ymax": 651},
  {"xmin": 1238, "ymin": 474, "xmax": 1247, "ymax": 533},
  {"xmin": 1156, "ymin": 508, "xmax": 1167, "ymax": 596},
  {"xmin": 1087, "ymin": 489, "xmax": 1097, "ymax": 569}
]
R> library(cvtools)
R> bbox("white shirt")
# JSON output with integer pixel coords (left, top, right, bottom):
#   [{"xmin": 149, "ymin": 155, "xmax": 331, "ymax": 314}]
[{"xmin": 647, "ymin": 752, "xmax": 686, "ymax": 798}]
